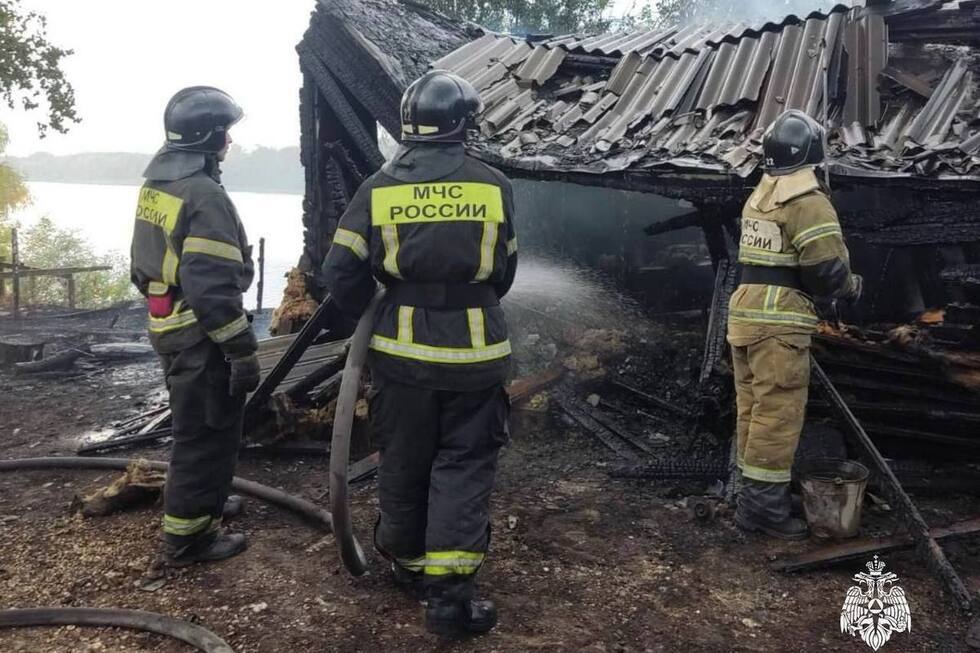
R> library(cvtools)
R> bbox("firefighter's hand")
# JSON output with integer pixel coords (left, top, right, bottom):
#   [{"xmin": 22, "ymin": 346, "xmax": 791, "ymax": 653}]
[{"xmin": 228, "ymin": 353, "xmax": 261, "ymax": 396}]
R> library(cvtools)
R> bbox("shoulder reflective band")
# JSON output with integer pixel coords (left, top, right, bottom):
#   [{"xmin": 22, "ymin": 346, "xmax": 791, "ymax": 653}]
[
  {"xmin": 332, "ymin": 228, "xmax": 369, "ymax": 260},
  {"xmin": 507, "ymin": 236, "xmax": 518, "ymax": 256},
  {"xmin": 136, "ymin": 187, "xmax": 183, "ymax": 233},
  {"xmin": 183, "ymin": 237, "xmax": 243, "ymax": 263},
  {"xmin": 791, "ymin": 222, "xmax": 842, "ymax": 249},
  {"xmin": 371, "ymin": 183, "xmax": 505, "ymax": 226}
]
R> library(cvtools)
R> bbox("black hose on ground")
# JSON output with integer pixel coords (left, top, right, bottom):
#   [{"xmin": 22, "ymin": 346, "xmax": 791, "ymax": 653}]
[
  {"xmin": 0, "ymin": 457, "xmax": 333, "ymax": 532},
  {"xmin": 329, "ymin": 291, "xmax": 384, "ymax": 576},
  {"xmin": 0, "ymin": 607, "xmax": 234, "ymax": 653}
]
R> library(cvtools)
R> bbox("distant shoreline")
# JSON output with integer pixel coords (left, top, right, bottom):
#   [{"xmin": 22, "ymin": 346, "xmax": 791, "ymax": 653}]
[
  {"xmin": 8, "ymin": 146, "xmax": 305, "ymax": 196},
  {"xmin": 23, "ymin": 178, "xmax": 304, "ymax": 196}
]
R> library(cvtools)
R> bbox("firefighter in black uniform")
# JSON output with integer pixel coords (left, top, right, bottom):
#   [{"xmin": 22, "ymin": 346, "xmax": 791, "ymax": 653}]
[
  {"xmin": 321, "ymin": 70, "xmax": 517, "ymax": 637},
  {"xmin": 131, "ymin": 86, "xmax": 260, "ymax": 565}
]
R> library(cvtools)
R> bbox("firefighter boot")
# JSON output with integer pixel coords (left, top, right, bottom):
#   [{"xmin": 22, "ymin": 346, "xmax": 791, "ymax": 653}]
[
  {"xmin": 425, "ymin": 578, "xmax": 497, "ymax": 638},
  {"xmin": 735, "ymin": 479, "xmax": 808, "ymax": 541},
  {"xmin": 163, "ymin": 529, "xmax": 248, "ymax": 567},
  {"xmin": 222, "ymin": 495, "xmax": 244, "ymax": 521}
]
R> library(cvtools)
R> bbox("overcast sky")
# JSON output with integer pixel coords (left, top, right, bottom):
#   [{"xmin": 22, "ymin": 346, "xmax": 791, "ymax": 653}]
[{"xmin": 2, "ymin": 0, "xmax": 637, "ymax": 157}]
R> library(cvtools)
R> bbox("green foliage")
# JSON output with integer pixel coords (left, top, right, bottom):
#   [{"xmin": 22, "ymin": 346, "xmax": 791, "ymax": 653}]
[
  {"xmin": 422, "ymin": 0, "xmax": 613, "ymax": 34},
  {"xmin": 638, "ymin": 0, "xmax": 838, "ymax": 27},
  {"xmin": 16, "ymin": 216, "xmax": 135, "ymax": 308},
  {"xmin": 0, "ymin": 123, "xmax": 29, "ymax": 263},
  {"xmin": 0, "ymin": 0, "xmax": 78, "ymax": 136}
]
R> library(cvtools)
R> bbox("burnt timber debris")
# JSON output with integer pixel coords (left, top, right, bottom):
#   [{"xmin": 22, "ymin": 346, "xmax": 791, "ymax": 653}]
[
  {"xmin": 812, "ymin": 356, "xmax": 973, "ymax": 612},
  {"xmin": 276, "ymin": 0, "xmax": 980, "ymax": 620},
  {"xmin": 2, "ymin": 0, "xmax": 979, "ymax": 645}
]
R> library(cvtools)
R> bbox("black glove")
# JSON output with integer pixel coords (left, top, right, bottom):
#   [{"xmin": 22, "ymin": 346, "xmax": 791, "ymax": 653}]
[
  {"xmin": 845, "ymin": 274, "xmax": 863, "ymax": 304},
  {"xmin": 228, "ymin": 353, "xmax": 261, "ymax": 397}
]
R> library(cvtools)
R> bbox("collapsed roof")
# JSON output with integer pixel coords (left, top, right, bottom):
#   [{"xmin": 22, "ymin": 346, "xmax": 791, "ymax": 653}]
[
  {"xmin": 300, "ymin": 0, "xmax": 980, "ymax": 186},
  {"xmin": 436, "ymin": 2, "xmax": 980, "ymax": 182}
]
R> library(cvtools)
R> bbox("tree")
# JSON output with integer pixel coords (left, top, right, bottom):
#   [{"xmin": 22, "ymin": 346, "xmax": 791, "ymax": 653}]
[
  {"xmin": 0, "ymin": 0, "xmax": 78, "ymax": 136},
  {"xmin": 641, "ymin": 0, "xmax": 838, "ymax": 28},
  {"xmin": 18, "ymin": 216, "xmax": 135, "ymax": 307},
  {"xmin": 0, "ymin": 123, "xmax": 29, "ymax": 263},
  {"xmin": 422, "ymin": 0, "xmax": 613, "ymax": 34}
]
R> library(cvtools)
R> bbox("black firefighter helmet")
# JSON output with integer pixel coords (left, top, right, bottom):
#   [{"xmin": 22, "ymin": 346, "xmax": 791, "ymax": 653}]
[
  {"xmin": 164, "ymin": 86, "xmax": 243, "ymax": 153},
  {"xmin": 400, "ymin": 70, "xmax": 483, "ymax": 144},
  {"xmin": 762, "ymin": 109, "xmax": 826, "ymax": 176}
]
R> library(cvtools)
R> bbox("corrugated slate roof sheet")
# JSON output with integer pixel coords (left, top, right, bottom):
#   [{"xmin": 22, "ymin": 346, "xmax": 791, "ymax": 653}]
[{"xmin": 435, "ymin": 2, "xmax": 980, "ymax": 181}]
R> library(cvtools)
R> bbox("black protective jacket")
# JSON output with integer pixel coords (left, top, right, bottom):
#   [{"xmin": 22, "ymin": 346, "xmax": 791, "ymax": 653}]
[
  {"xmin": 321, "ymin": 144, "xmax": 518, "ymax": 391},
  {"xmin": 131, "ymin": 148, "xmax": 256, "ymax": 356}
]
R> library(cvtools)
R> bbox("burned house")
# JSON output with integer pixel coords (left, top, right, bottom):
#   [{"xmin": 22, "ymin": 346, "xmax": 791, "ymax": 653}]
[{"xmin": 290, "ymin": 0, "xmax": 980, "ymax": 456}]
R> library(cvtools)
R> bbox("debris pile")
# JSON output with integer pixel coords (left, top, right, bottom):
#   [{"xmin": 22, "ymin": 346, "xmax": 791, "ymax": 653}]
[
  {"xmin": 429, "ymin": 4, "xmax": 980, "ymax": 182},
  {"xmin": 71, "ymin": 460, "xmax": 165, "ymax": 518},
  {"xmin": 270, "ymin": 269, "xmax": 319, "ymax": 336}
]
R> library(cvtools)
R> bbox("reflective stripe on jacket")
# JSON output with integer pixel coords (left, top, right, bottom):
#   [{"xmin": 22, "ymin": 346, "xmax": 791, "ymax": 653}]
[
  {"xmin": 728, "ymin": 168, "xmax": 858, "ymax": 346},
  {"xmin": 321, "ymin": 151, "xmax": 517, "ymax": 391},
  {"xmin": 130, "ymin": 167, "xmax": 255, "ymax": 354}
]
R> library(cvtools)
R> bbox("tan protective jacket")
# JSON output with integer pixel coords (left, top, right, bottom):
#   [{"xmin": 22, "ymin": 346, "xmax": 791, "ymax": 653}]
[{"xmin": 728, "ymin": 168, "xmax": 859, "ymax": 347}]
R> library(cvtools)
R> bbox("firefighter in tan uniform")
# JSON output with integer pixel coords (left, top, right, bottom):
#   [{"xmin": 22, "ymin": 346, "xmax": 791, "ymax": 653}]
[
  {"xmin": 729, "ymin": 110, "xmax": 862, "ymax": 540},
  {"xmin": 321, "ymin": 71, "xmax": 516, "ymax": 637},
  {"xmin": 131, "ymin": 87, "xmax": 260, "ymax": 565}
]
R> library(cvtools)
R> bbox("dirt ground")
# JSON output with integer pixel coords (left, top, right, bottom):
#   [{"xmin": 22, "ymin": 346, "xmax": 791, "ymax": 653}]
[{"xmin": 0, "ymin": 302, "xmax": 978, "ymax": 652}]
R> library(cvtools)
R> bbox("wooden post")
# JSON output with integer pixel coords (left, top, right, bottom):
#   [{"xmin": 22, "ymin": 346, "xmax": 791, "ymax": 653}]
[
  {"xmin": 11, "ymin": 228, "xmax": 20, "ymax": 319},
  {"xmin": 67, "ymin": 275, "xmax": 76, "ymax": 310},
  {"xmin": 256, "ymin": 237, "xmax": 266, "ymax": 312}
]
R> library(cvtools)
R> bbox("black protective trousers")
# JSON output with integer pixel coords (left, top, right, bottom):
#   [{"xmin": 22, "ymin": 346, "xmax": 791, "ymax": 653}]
[
  {"xmin": 370, "ymin": 374, "xmax": 509, "ymax": 599},
  {"xmin": 159, "ymin": 338, "xmax": 245, "ymax": 542}
]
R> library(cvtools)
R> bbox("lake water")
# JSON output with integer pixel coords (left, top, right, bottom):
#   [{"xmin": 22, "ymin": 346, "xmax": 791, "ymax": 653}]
[{"xmin": 11, "ymin": 182, "xmax": 304, "ymax": 310}]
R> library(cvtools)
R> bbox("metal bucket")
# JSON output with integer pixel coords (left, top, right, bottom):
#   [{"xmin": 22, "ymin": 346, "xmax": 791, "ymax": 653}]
[{"xmin": 799, "ymin": 459, "xmax": 870, "ymax": 539}]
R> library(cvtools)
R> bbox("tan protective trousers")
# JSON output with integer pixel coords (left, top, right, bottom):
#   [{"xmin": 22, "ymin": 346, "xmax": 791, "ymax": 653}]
[{"xmin": 731, "ymin": 334, "xmax": 811, "ymax": 483}]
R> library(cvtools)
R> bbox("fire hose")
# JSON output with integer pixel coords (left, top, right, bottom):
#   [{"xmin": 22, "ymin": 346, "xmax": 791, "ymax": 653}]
[
  {"xmin": 0, "ymin": 608, "xmax": 234, "ymax": 653},
  {"xmin": 0, "ymin": 457, "xmax": 333, "ymax": 531},
  {"xmin": 0, "ymin": 456, "xmax": 333, "ymax": 647},
  {"xmin": 329, "ymin": 290, "xmax": 384, "ymax": 576},
  {"xmin": 0, "ymin": 294, "xmax": 376, "ymax": 644}
]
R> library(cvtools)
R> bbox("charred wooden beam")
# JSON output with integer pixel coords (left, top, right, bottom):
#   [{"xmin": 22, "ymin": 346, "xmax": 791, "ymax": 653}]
[
  {"xmin": 610, "ymin": 380, "xmax": 692, "ymax": 418},
  {"xmin": 297, "ymin": 43, "xmax": 385, "ymax": 171},
  {"xmin": 643, "ymin": 210, "xmax": 700, "ymax": 236},
  {"xmin": 772, "ymin": 517, "xmax": 980, "ymax": 573},
  {"xmin": 811, "ymin": 357, "xmax": 975, "ymax": 613},
  {"xmin": 698, "ymin": 259, "xmax": 737, "ymax": 387},
  {"xmin": 557, "ymin": 396, "xmax": 641, "ymax": 461},
  {"xmin": 507, "ymin": 366, "xmax": 565, "ymax": 405},
  {"xmin": 13, "ymin": 347, "xmax": 89, "ymax": 375},
  {"xmin": 246, "ymin": 298, "xmax": 337, "ymax": 418}
]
